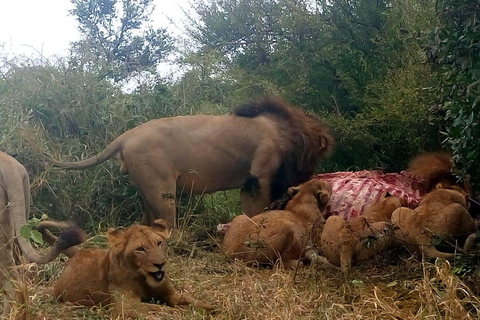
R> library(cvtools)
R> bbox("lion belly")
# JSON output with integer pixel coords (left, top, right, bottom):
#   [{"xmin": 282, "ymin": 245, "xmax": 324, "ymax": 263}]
[{"xmin": 54, "ymin": 249, "xmax": 110, "ymax": 306}]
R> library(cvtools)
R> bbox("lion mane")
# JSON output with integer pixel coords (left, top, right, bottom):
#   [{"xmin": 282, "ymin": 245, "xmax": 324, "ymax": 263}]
[
  {"xmin": 234, "ymin": 98, "xmax": 334, "ymax": 202},
  {"xmin": 405, "ymin": 151, "xmax": 460, "ymax": 192}
]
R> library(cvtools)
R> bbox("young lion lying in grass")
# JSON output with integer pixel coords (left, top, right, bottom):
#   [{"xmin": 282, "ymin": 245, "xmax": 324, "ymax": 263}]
[
  {"xmin": 223, "ymin": 179, "xmax": 332, "ymax": 268},
  {"xmin": 320, "ymin": 195, "xmax": 406, "ymax": 272},
  {"xmin": 391, "ymin": 185, "xmax": 479, "ymax": 259},
  {"xmin": 38, "ymin": 219, "xmax": 213, "ymax": 319}
]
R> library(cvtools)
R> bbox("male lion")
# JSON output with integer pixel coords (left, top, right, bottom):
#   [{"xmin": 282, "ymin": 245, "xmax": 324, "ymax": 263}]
[
  {"xmin": 38, "ymin": 219, "xmax": 213, "ymax": 318},
  {"xmin": 223, "ymin": 179, "xmax": 332, "ymax": 268},
  {"xmin": 391, "ymin": 184, "xmax": 478, "ymax": 259},
  {"xmin": 50, "ymin": 98, "xmax": 333, "ymax": 227},
  {"xmin": 320, "ymin": 195, "xmax": 406, "ymax": 272},
  {"xmin": 0, "ymin": 151, "xmax": 84, "ymax": 318}
]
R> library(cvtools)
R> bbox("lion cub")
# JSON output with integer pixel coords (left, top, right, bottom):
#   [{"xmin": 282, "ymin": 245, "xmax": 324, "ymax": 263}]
[
  {"xmin": 223, "ymin": 179, "xmax": 332, "ymax": 268},
  {"xmin": 391, "ymin": 185, "xmax": 477, "ymax": 259},
  {"xmin": 320, "ymin": 195, "xmax": 406, "ymax": 272},
  {"xmin": 43, "ymin": 219, "xmax": 213, "ymax": 319}
]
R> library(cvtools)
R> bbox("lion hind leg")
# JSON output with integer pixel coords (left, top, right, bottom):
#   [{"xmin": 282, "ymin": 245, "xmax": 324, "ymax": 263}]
[
  {"xmin": 415, "ymin": 231, "xmax": 456, "ymax": 259},
  {"xmin": 132, "ymin": 174, "xmax": 177, "ymax": 228},
  {"xmin": 421, "ymin": 245, "xmax": 456, "ymax": 259}
]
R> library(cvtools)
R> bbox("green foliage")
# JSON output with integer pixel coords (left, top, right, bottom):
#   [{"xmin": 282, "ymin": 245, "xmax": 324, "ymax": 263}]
[
  {"xmin": 0, "ymin": 56, "xmax": 179, "ymax": 232},
  {"xmin": 0, "ymin": 0, "xmax": 456, "ymax": 231},
  {"xmin": 186, "ymin": 0, "xmax": 437, "ymax": 115},
  {"xmin": 70, "ymin": 0, "xmax": 173, "ymax": 82},
  {"xmin": 427, "ymin": 0, "xmax": 480, "ymax": 189},
  {"xmin": 452, "ymin": 254, "xmax": 480, "ymax": 276},
  {"xmin": 182, "ymin": 0, "xmax": 441, "ymax": 175},
  {"xmin": 19, "ymin": 217, "xmax": 44, "ymax": 245}
]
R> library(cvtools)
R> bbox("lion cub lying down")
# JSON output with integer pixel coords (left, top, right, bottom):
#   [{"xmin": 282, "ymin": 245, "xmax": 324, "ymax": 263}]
[
  {"xmin": 39, "ymin": 219, "xmax": 213, "ymax": 318},
  {"xmin": 223, "ymin": 179, "xmax": 332, "ymax": 268},
  {"xmin": 391, "ymin": 185, "xmax": 478, "ymax": 258},
  {"xmin": 320, "ymin": 195, "xmax": 406, "ymax": 272}
]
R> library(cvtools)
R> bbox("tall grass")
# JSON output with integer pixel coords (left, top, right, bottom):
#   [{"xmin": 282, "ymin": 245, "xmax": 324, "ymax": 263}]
[{"xmin": 0, "ymin": 55, "xmax": 249, "ymax": 235}]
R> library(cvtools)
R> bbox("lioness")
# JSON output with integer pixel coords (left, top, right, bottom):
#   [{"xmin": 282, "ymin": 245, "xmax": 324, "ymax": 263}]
[
  {"xmin": 50, "ymin": 98, "xmax": 333, "ymax": 227},
  {"xmin": 39, "ymin": 219, "xmax": 213, "ymax": 318},
  {"xmin": 320, "ymin": 195, "xmax": 406, "ymax": 272},
  {"xmin": 0, "ymin": 151, "xmax": 84, "ymax": 318},
  {"xmin": 223, "ymin": 179, "xmax": 332, "ymax": 268},
  {"xmin": 391, "ymin": 185, "xmax": 477, "ymax": 259}
]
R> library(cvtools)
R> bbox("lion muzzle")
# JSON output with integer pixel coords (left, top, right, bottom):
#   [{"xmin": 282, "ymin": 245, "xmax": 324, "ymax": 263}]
[{"xmin": 149, "ymin": 263, "xmax": 166, "ymax": 282}]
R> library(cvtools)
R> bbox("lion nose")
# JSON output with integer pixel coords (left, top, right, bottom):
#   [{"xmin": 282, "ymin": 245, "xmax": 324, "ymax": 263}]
[{"xmin": 153, "ymin": 263, "xmax": 165, "ymax": 270}]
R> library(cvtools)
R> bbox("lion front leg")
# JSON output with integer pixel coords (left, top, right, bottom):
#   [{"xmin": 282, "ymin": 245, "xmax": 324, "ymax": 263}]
[
  {"xmin": 241, "ymin": 147, "xmax": 281, "ymax": 217},
  {"xmin": 240, "ymin": 174, "xmax": 273, "ymax": 217},
  {"xmin": 165, "ymin": 292, "xmax": 215, "ymax": 311},
  {"xmin": 157, "ymin": 278, "xmax": 215, "ymax": 311},
  {"xmin": 111, "ymin": 290, "xmax": 169, "ymax": 319}
]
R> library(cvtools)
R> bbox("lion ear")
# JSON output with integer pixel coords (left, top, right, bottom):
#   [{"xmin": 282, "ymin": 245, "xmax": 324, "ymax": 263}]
[
  {"xmin": 435, "ymin": 182, "xmax": 447, "ymax": 190},
  {"xmin": 315, "ymin": 180, "xmax": 331, "ymax": 204},
  {"xmin": 152, "ymin": 219, "xmax": 168, "ymax": 236},
  {"xmin": 107, "ymin": 228, "xmax": 125, "ymax": 246},
  {"xmin": 287, "ymin": 186, "xmax": 300, "ymax": 197},
  {"xmin": 316, "ymin": 189, "xmax": 330, "ymax": 205}
]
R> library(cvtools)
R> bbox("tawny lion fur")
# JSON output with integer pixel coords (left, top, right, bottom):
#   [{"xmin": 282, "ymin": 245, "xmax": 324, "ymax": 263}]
[
  {"xmin": 50, "ymin": 98, "xmax": 333, "ymax": 227},
  {"xmin": 223, "ymin": 179, "xmax": 332, "ymax": 268},
  {"xmin": 391, "ymin": 185, "xmax": 478, "ymax": 259},
  {"xmin": 318, "ymin": 151, "xmax": 472, "ymax": 272},
  {"xmin": 320, "ymin": 195, "xmax": 406, "ymax": 272},
  {"xmin": 39, "ymin": 219, "xmax": 213, "ymax": 319},
  {"xmin": 0, "ymin": 151, "xmax": 83, "ymax": 318}
]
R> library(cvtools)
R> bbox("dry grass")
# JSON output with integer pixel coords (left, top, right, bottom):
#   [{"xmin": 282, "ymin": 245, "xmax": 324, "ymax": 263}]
[{"xmin": 3, "ymin": 231, "xmax": 480, "ymax": 320}]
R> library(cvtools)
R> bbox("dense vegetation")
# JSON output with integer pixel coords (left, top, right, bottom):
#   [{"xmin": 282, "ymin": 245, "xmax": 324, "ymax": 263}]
[{"xmin": 0, "ymin": 0, "xmax": 479, "ymax": 230}]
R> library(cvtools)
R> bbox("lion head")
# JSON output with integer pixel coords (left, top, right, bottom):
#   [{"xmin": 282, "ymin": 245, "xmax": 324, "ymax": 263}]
[
  {"xmin": 285, "ymin": 179, "xmax": 332, "ymax": 212},
  {"xmin": 107, "ymin": 219, "xmax": 169, "ymax": 283}
]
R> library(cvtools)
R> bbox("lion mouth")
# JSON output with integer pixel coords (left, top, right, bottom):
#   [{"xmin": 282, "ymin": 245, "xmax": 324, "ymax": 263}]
[{"xmin": 149, "ymin": 263, "xmax": 165, "ymax": 282}]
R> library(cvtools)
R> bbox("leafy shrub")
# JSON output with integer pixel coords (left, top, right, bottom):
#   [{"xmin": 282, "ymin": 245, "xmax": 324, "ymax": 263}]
[{"xmin": 427, "ymin": 0, "xmax": 480, "ymax": 189}]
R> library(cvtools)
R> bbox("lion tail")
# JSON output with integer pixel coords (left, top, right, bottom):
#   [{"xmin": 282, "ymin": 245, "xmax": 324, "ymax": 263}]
[
  {"xmin": 49, "ymin": 139, "xmax": 123, "ymax": 170},
  {"xmin": 35, "ymin": 220, "xmax": 87, "ymax": 263}
]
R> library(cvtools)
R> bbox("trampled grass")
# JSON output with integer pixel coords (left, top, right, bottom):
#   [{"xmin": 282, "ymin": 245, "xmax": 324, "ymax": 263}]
[{"xmin": 5, "ymin": 229, "xmax": 480, "ymax": 320}]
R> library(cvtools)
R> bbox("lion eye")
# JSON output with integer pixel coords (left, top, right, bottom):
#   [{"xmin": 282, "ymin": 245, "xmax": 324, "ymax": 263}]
[{"xmin": 135, "ymin": 246, "xmax": 146, "ymax": 252}]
